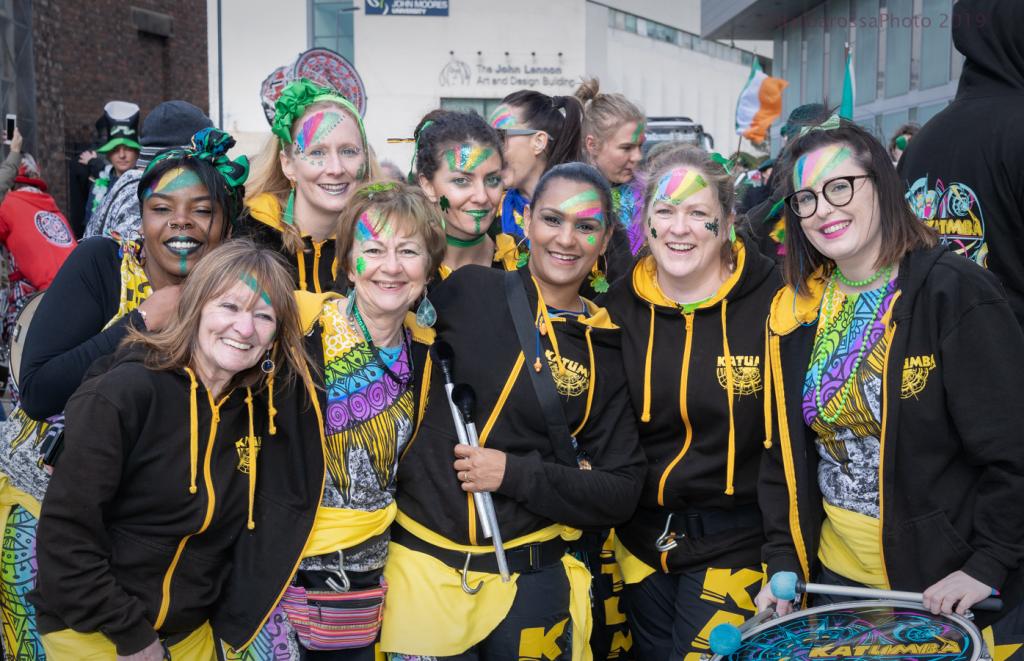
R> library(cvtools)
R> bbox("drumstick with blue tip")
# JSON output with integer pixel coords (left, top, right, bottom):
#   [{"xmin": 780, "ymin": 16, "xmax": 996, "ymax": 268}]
[
  {"xmin": 769, "ymin": 571, "xmax": 1004, "ymax": 611},
  {"xmin": 707, "ymin": 608, "xmax": 776, "ymax": 656}
]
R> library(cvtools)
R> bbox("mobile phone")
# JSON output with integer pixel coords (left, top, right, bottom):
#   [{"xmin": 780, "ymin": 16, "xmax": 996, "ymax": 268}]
[{"xmin": 3, "ymin": 114, "xmax": 14, "ymax": 144}]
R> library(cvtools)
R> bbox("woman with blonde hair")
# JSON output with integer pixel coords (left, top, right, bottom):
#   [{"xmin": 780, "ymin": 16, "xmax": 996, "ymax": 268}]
[
  {"xmin": 575, "ymin": 78, "xmax": 646, "ymax": 258},
  {"xmin": 603, "ymin": 145, "xmax": 780, "ymax": 659},
  {"xmin": 213, "ymin": 182, "xmax": 445, "ymax": 661},
  {"xmin": 30, "ymin": 240, "xmax": 311, "ymax": 660},
  {"xmin": 238, "ymin": 79, "xmax": 377, "ymax": 293}
]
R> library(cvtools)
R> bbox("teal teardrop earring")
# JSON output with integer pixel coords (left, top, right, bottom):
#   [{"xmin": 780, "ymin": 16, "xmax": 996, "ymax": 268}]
[
  {"xmin": 415, "ymin": 294, "xmax": 437, "ymax": 328},
  {"xmin": 284, "ymin": 181, "xmax": 296, "ymax": 225}
]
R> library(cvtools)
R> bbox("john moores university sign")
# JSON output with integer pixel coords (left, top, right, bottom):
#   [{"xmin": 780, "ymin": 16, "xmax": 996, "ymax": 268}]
[{"xmin": 439, "ymin": 57, "xmax": 578, "ymax": 90}]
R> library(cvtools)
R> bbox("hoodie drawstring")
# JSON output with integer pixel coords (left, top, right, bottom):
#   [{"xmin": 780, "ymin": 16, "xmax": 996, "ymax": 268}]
[
  {"xmin": 532, "ymin": 278, "xmax": 567, "ymax": 378},
  {"xmin": 267, "ymin": 371, "xmax": 278, "ymax": 435},
  {"xmin": 762, "ymin": 320, "xmax": 774, "ymax": 449},
  {"xmin": 720, "ymin": 301, "xmax": 736, "ymax": 496},
  {"xmin": 641, "ymin": 304, "xmax": 656, "ymax": 423},
  {"xmin": 185, "ymin": 367, "xmax": 200, "ymax": 495},
  {"xmin": 245, "ymin": 387, "xmax": 257, "ymax": 530},
  {"xmin": 296, "ymin": 249, "xmax": 308, "ymax": 292}
]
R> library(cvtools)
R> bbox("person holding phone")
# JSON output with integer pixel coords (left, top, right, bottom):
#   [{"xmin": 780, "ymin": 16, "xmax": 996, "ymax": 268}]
[{"xmin": 1, "ymin": 125, "xmax": 24, "ymax": 200}]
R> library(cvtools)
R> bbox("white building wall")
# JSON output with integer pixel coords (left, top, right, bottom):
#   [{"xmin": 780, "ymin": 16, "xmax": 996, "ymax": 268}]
[{"xmin": 207, "ymin": 0, "xmax": 769, "ymax": 167}]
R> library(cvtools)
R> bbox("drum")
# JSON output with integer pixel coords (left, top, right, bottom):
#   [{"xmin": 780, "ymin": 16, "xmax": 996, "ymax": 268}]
[
  {"xmin": 708, "ymin": 600, "xmax": 988, "ymax": 661},
  {"xmin": 9, "ymin": 291, "xmax": 44, "ymax": 390}
]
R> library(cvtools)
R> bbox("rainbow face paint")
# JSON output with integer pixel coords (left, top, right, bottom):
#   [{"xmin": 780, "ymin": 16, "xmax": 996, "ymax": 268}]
[
  {"xmin": 144, "ymin": 167, "xmax": 203, "ymax": 200},
  {"xmin": 488, "ymin": 105, "xmax": 517, "ymax": 129},
  {"xmin": 631, "ymin": 121, "xmax": 646, "ymax": 145},
  {"xmin": 445, "ymin": 144, "xmax": 494, "ymax": 173},
  {"xmin": 355, "ymin": 209, "xmax": 388, "ymax": 243},
  {"xmin": 557, "ymin": 189, "xmax": 605, "ymax": 224},
  {"xmin": 355, "ymin": 256, "xmax": 367, "ymax": 275},
  {"xmin": 240, "ymin": 272, "xmax": 272, "ymax": 305},
  {"xmin": 793, "ymin": 144, "xmax": 853, "ymax": 191},
  {"xmin": 295, "ymin": 111, "xmax": 343, "ymax": 153},
  {"xmin": 654, "ymin": 168, "xmax": 707, "ymax": 205}
]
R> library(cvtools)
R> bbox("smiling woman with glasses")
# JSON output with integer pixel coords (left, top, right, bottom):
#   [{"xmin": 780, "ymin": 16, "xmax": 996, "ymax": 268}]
[{"xmin": 754, "ymin": 117, "xmax": 1024, "ymax": 648}]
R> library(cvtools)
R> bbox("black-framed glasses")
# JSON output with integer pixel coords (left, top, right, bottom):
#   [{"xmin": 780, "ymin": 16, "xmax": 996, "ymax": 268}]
[{"xmin": 785, "ymin": 174, "xmax": 873, "ymax": 218}]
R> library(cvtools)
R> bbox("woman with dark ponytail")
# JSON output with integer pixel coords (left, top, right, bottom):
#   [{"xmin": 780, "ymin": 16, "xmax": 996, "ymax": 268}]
[{"xmin": 487, "ymin": 90, "xmax": 584, "ymax": 240}]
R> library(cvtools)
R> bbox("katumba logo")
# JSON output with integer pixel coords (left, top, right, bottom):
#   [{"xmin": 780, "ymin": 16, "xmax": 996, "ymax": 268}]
[
  {"xmin": 235, "ymin": 436, "xmax": 262, "ymax": 474},
  {"xmin": 716, "ymin": 355, "xmax": 762, "ymax": 396},
  {"xmin": 545, "ymin": 349, "xmax": 589, "ymax": 397},
  {"xmin": 901, "ymin": 354, "xmax": 935, "ymax": 399},
  {"xmin": 809, "ymin": 638, "xmax": 961, "ymax": 658}
]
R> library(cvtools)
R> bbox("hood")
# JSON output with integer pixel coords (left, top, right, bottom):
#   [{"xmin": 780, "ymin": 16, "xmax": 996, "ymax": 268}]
[
  {"xmin": 245, "ymin": 193, "xmax": 286, "ymax": 232},
  {"xmin": 954, "ymin": 0, "xmax": 1024, "ymax": 98},
  {"xmin": 630, "ymin": 237, "xmax": 776, "ymax": 314}
]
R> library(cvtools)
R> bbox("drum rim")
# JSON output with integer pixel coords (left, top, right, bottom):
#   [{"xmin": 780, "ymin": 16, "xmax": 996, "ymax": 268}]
[
  {"xmin": 9, "ymin": 291, "xmax": 46, "ymax": 390},
  {"xmin": 710, "ymin": 598, "xmax": 983, "ymax": 660}
]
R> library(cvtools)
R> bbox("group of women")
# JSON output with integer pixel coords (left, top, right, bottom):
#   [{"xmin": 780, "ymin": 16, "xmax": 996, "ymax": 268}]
[{"xmin": 0, "ymin": 75, "xmax": 1019, "ymax": 661}]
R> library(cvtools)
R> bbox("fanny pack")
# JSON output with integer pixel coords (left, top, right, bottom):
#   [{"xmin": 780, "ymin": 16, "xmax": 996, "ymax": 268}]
[{"xmin": 280, "ymin": 568, "xmax": 386, "ymax": 651}]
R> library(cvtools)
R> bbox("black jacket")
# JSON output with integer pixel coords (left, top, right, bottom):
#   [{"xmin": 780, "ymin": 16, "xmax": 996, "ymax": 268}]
[
  {"xmin": 397, "ymin": 266, "xmax": 646, "ymax": 545},
  {"xmin": 897, "ymin": 0, "xmax": 1024, "ymax": 324},
  {"xmin": 30, "ymin": 348, "xmax": 267, "ymax": 654},
  {"xmin": 602, "ymin": 239, "xmax": 781, "ymax": 572},
  {"xmin": 235, "ymin": 193, "xmax": 342, "ymax": 294},
  {"xmin": 759, "ymin": 245, "xmax": 1024, "ymax": 624}
]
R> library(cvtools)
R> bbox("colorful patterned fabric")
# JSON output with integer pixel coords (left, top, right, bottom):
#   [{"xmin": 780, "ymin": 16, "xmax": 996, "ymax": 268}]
[
  {"xmin": 219, "ymin": 604, "xmax": 292, "ymax": 661},
  {"xmin": 0, "ymin": 505, "xmax": 44, "ymax": 660},
  {"xmin": 499, "ymin": 187, "xmax": 530, "ymax": 241},
  {"xmin": 611, "ymin": 180, "xmax": 646, "ymax": 255},
  {"xmin": 802, "ymin": 280, "xmax": 897, "ymax": 519}
]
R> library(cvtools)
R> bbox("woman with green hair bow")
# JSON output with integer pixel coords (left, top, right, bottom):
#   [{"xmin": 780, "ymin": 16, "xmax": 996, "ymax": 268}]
[
  {"xmin": 0, "ymin": 126, "xmax": 248, "ymax": 660},
  {"xmin": 238, "ymin": 78, "xmax": 377, "ymax": 294}
]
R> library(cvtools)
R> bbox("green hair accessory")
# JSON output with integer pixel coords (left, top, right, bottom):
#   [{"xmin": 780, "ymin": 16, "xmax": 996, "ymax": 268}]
[
  {"xmin": 710, "ymin": 152, "xmax": 734, "ymax": 175},
  {"xmin": 798, "ymin": 113, "xmax": 842, "ymax": 138},
  {"xmin": 272, "ymin": 79, "xmax": 367, "ymax": 155}
]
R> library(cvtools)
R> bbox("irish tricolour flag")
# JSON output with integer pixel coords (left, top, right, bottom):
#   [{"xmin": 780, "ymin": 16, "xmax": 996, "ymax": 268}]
[{"xmin": 735, "ymin": 58, "xmax": 788, "ymax": 143}]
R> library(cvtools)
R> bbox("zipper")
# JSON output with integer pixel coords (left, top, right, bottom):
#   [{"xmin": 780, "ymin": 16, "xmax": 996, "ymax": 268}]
[
  {"xmin": 656, "ymin": 313, "xmax": 695, "ymax": 507},
  {"xmin": 154, "ymin": 390, "xmax": 228, "ymax": 629},
  {"xmin": 312, "ymin": 241, "xmax": 325, "ymax": 294}
]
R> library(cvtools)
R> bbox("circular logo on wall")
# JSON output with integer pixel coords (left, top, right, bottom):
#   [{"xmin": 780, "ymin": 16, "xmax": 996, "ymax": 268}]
[{"xmin": 34, "ymin": 211, "xmax": 73, "ymax": 247}]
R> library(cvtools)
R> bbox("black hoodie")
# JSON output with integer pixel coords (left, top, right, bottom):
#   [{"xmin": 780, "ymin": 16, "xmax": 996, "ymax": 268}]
[
  {"xmin": 897, "ymin": 0, "xmax": 1024, "ymax": 324},
  {"xmin": 601, "ymin": 239, "xmax": 781, "ymax": 573},
  {"xmin": 30, "ymin": 347, "xmax": 266, "ymax": 654},
  {"xmin": 759, "ymin": 244, "xmax": 1024, "ymax": 626}
]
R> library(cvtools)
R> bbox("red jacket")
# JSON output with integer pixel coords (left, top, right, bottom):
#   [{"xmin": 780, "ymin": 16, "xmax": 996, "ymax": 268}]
[{"xmin": 0, "ymin": 189, "xmax": 76, "ymax": 289}]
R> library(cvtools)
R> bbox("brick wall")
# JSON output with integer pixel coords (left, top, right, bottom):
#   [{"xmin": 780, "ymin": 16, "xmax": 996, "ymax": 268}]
[{"xmin": 31, "ymin": 0, "xmax": 209, "ymax": 215}]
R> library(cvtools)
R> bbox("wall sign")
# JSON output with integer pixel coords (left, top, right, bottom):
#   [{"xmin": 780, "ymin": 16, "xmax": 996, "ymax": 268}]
[
  {"xmin": 365, "ymin": 0, "xmax": 449, "ymax": 16},
  {"xmin": 439, "ymin": 57, "xmax": 577, "ymax": 89}
]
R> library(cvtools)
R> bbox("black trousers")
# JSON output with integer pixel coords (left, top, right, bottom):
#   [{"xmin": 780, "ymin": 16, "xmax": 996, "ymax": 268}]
[{"xmin": 621, "ymin": 565, "xmax": 763, "ymax": 660}]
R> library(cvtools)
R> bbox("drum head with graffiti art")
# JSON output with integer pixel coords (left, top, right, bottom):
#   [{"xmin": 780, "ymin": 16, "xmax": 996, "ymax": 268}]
[
  {"xmin": 293, "ymin": 48, "xmax": 367, "ymax": 117},
  {"xmin": 715, "ymin": 601, "xmax": 980, "ymax": 661},
  {"xmin": 34, "ymin": 211, "xmax": 73, "ymax": 248},
  {"xmin": 260, "ymin": 65, "xmax": 291, "ymax": 125}
]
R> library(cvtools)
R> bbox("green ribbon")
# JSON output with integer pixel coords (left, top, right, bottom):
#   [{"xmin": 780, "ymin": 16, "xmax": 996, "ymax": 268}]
[
  {"xmin": 798, "ymin": 113, "xmax": 843, "ymax": 138},
  {"xmin": 271, "ymin": 79, "xmax": 368, "ymax": 158},
  {"xmin": 356, "ymin": 182, "xmax": 400, "ymax": 199},
  {"xmin": 144, "ymin": 126, "xmax": 250, "ymax": 195}
]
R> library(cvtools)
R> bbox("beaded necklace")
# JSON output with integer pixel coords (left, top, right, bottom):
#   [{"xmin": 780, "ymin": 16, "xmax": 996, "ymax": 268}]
[
  {"xmin": 812, "ymin": 266, "xmax": 892, "ymax": 424},
  {"xmin": 350, "ymin": 300, "xmax": 412, "ymax": 387},
  {"xmin": 835, "ymin": 264, "xmax": 888, "ymax": 288}
]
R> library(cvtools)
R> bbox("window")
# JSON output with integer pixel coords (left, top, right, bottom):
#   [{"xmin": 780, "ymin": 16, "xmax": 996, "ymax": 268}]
[
  {"xmin": 855, "ymin": 0, "xmax": 878, "ymax": 104},
  {"xmin": 440, "ymin": 98, "xmax": 503, "ymax": 119},
  {"xmin": 916, "ymin": 101, "xmax": 946, "ymax": 124},
  {"xmin": 827, "ymin": 0, "xmax": 851, "ymax": 106},
  {"xmin": 920, "ymin": 0, "xmax": 952, "ymax": 89},
  {"xmin": 880, "ymin": 109, "xmax": 910, "ymax": 143},
  {"xmin": 310, "ymin": 0, "xmax": 354, "ymax": 62},
  {"xmin": 0, "ymin": 0, "xmax": 13, "ymax": 126},
  {"xmin": 783, "ymin": 21, "xmax": 803, "ymax": 107},
  {"xmin": 804, "ymin": 5, "xmax": 825, "ymax": 105},
  {"xmin": 884, "ymin": 0, "xmax": 913, "ymax": 97}
]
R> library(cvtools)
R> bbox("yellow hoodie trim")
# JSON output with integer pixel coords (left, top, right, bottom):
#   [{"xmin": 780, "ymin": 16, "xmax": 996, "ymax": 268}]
[
  {"xmin": 245, "ymin": 193, "xmax": 286, "ymax": 232},
  {"xmin": 631, "ymin": 241, "xmax": 747, "ymax": 311},
  {"xmin": 382, "ymin": 514, "xmax": 590, "ymax": 660},
  {"xmin": 494, "ymin": 233, "xmax": 520, "ymax": 271},
  {"xmin": 767, "ymin": 272, "xmax": 828, "ymax": 336},
  {"xmin": 303, "ymin": 502, "xmax": 398, "ymax": 558},
  {"xmin": 295, "ymin": 291, "xmax": 342, "ymax": 335}
]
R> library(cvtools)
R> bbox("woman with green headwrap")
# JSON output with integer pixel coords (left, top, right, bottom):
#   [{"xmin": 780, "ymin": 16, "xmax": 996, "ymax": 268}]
[
  {"xmin": 0, "ymin": 127, "xmax": 248, "ymax": 660},
  {"xmin": 238, "ymin": 79, "xmax": 377, "ymax": 294}
]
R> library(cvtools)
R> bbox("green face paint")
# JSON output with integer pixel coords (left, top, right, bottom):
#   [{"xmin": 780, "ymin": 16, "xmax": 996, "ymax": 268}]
[
  {"xmin": 239, "ymin": 272, "xmax": 272, "ymax": 305},
  {"xmin": 444, "ymin": 144, "xmax": 494, "ymax": 173},
  {"xmin": 631, "ymin": 121, "xmax": 646, "ymax": 145},
  {"xmin": 144, "ymin": 167, "xmax": 204, "ymax": 200},
  {"xmin": 179, "ymin": 253, "xmax": 188, "ymax": 275},
  {"xmin": 650, "ymin": 227, "xmax": 658, "ymax": 238},
  {"xmin": 439, "ymin": 195, "xmax": 451, "ymax": 212},
  {"xmin": 356, "ymin": 256, "xmax": 367, "ymax": 275},
  {"xmin": 465, "ymin": 209, "xmax": 490, "ymax": 233},
  {"xmin": 704, "ymin": 219, "xmax": 720, "ymax": 237},
  {"xmin": 587, "ymin": 235, "xmax": 597, "ymax": 245}
]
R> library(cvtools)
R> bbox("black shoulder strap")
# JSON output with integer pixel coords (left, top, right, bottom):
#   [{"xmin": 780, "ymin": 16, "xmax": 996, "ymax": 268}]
[{"xmin": 504, "ymin": 271, "xmax": 578, "ymax": 467}]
